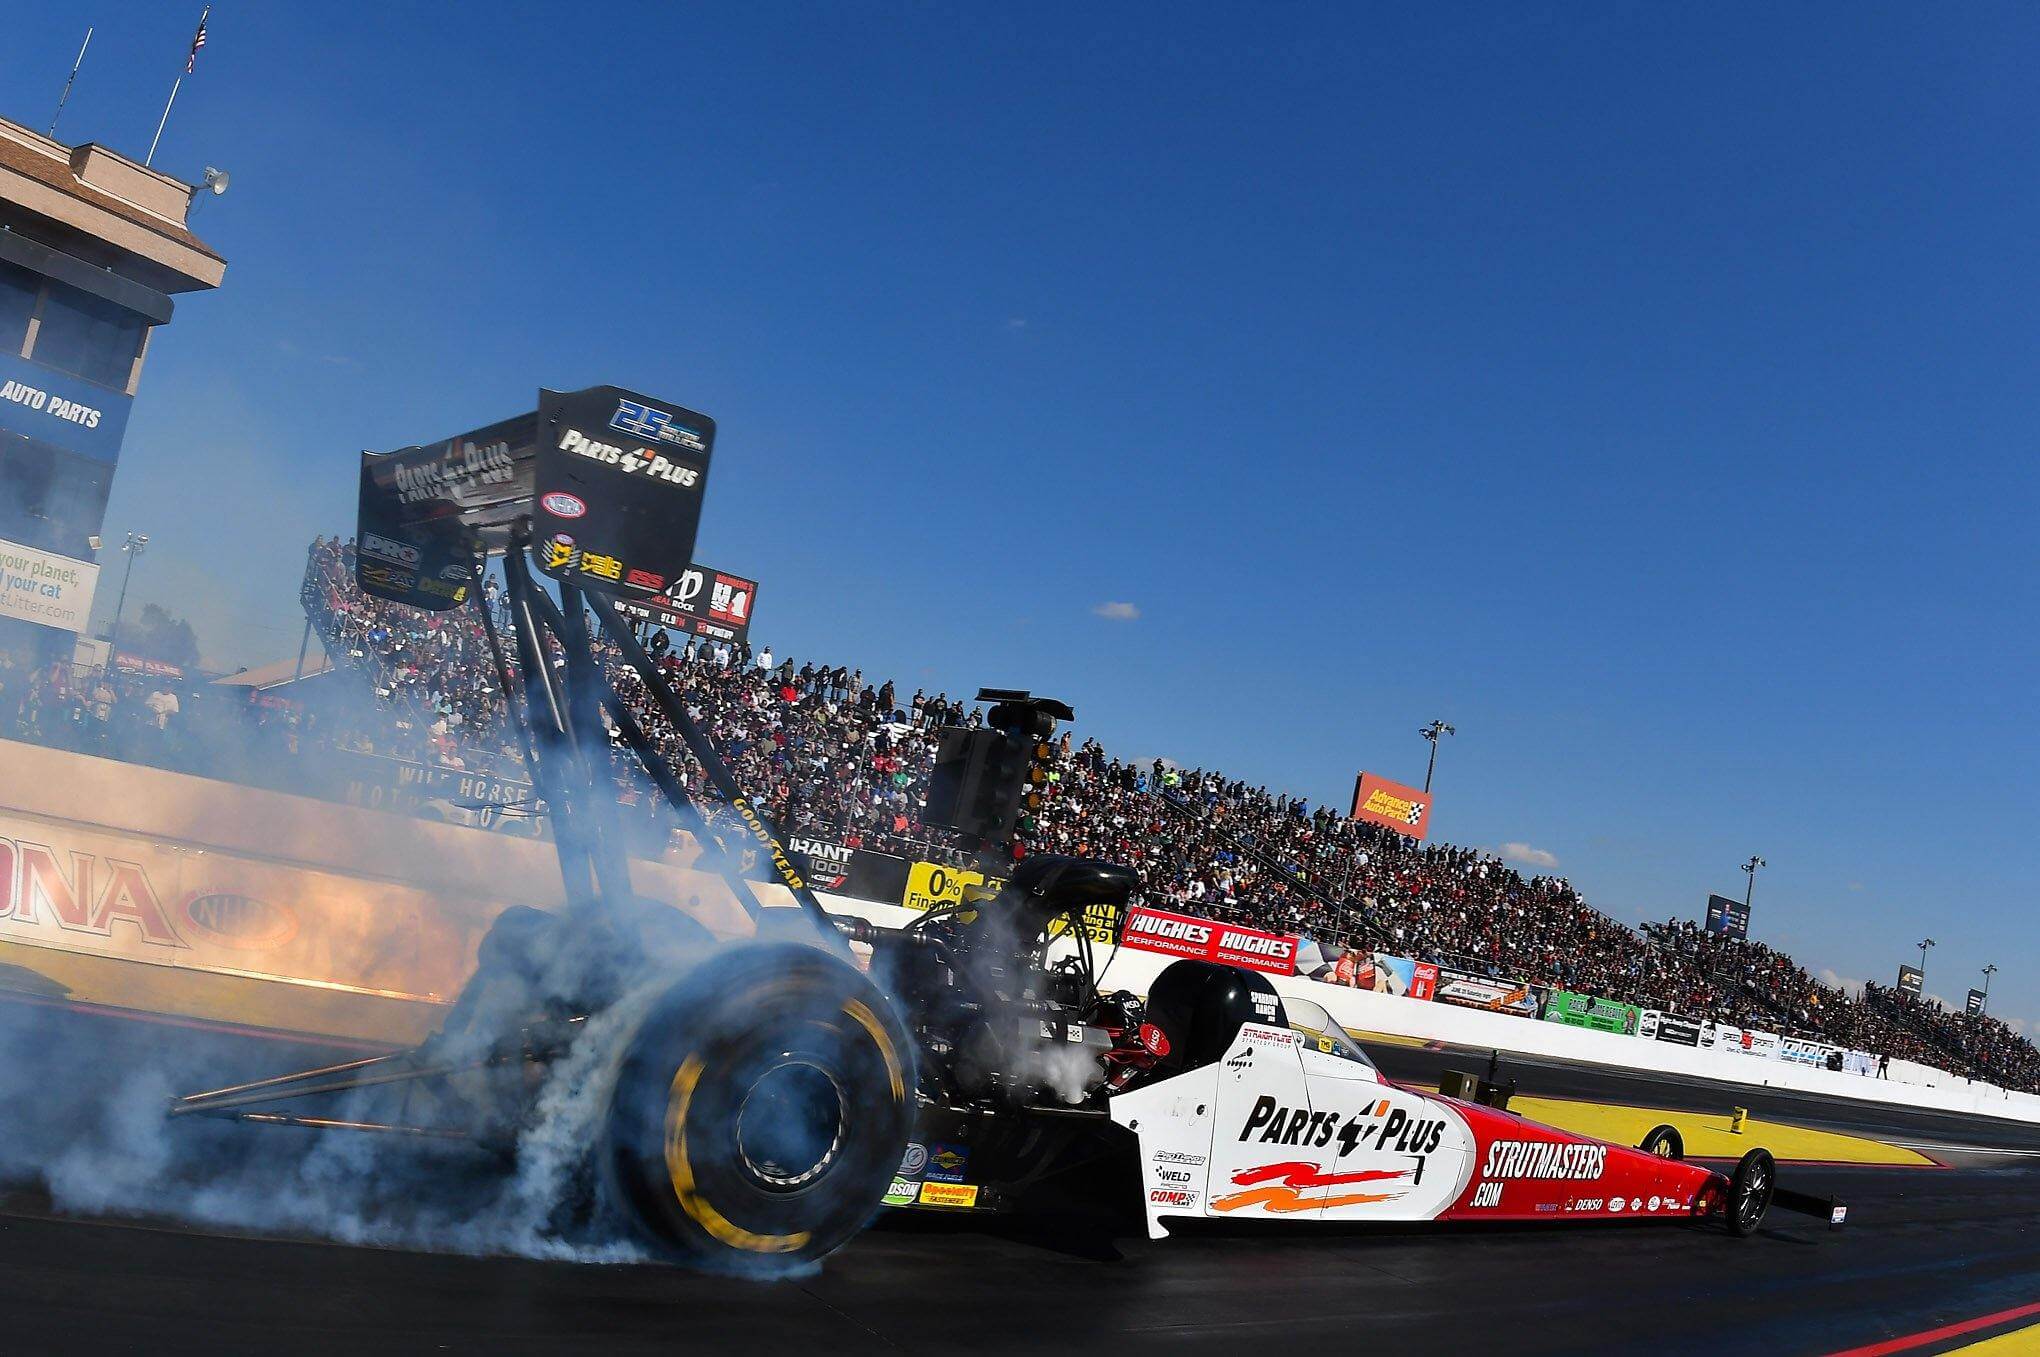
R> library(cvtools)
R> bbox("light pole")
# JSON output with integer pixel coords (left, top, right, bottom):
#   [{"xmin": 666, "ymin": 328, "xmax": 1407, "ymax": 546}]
[
  {"xmin": 1419, "ymin": 719, "xmax": 1454, "ymax": 793},
  {"xmin": 1917, "ymin": 938, "xmax": 1935, "ymax": 999},
  {"xmin": 1741, "ymin": 855, "xmax": 1766, "ymax": 908},
  {"xmin": 1980, "ymin": 964, "xmax": 1997, "ymax": 1016},
  {"xmin": 106, "ymin": 531, "xmax": 148, "ymax": 658}
]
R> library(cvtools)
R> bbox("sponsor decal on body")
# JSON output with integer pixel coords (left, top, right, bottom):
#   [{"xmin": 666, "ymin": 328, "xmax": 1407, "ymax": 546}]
[
  {"xmin": 1211, "ymin": 1161, "xmax": 1411, "ymax": 1214},
  {"xmin": 1478, "ymin": 1139, "xmax": 1607, "ymax": 1181},
  {"xmin": 1238, "ymin": 1095, "xmax": 1447, "ymax": 1158},
  {"xmin": 611, "ymin": 399, "xmax": 708, "ymax": 452},
  {"xmin": 1148, "ymin": 1188, "xmax": 1199, "ymax": 1209},
  {"xmin": 539, "ymin": 491, "xmax": 586, "ymax": 519},
  {"xmin": 360, "ymin": 532, "xmax": 421, "ymax": 566},
  {"xmin": 917, "ymin": 1182, "xmax": 978, "ymax": 1208},
  {"xmin": 925, "ymin": 1143, "xmax": 968, "ymax": 1183},
  {"xmin": 556, "ymin": 428, "xmax": 700, "ymax": 488},
  {"xmin": 391, "ymin": 438, "xmax": 516, "ymax": 505}
]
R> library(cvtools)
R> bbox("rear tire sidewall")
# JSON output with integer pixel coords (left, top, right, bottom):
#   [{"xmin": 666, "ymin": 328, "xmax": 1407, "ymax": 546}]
[{"xmin": 602, "ymin": 944, "xmax": 913, "ymax": 1268}]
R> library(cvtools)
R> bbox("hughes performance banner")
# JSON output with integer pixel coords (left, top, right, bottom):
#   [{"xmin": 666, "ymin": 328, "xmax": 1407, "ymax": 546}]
[
  {"xmin": 1120, "ymin": 906, "xmax": 1300, "ymax": 976},
  {"xmin": 1349, "ymin": 771, "xmax": 1432, "ymax": 840}
]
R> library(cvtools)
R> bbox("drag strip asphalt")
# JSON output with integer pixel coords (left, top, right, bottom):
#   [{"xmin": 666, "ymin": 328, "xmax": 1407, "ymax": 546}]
[{"xmin": 3, "ymin": 1005, "xmax": 2037, "ymax": 1355}]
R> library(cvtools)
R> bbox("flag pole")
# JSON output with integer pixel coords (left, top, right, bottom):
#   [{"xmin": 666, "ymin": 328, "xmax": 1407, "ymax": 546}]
[
  {"xmin": 49, "ymin": 27, "xmax": 93, "ymax": 138},
  {"xmin": 146, "ymin": 4, "xmax": 210, "ymax": 168},
  {"xmin": 145, "ymin": 77, "xmax": 182, "ymax": 167}
]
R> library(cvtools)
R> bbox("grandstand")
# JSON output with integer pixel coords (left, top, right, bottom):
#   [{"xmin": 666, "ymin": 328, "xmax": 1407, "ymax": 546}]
[{"xmin": 11, "ymin": 533, "xmax": 2035, "ymax": 1094}]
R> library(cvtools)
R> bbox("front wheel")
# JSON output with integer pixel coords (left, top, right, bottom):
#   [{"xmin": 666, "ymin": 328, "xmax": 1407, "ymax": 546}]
[
  {"xmin": 1638, "ymin": 1124, "xmax": 1684, "ymax": 1161},
  {"xmin": 601, "ymin": 943, "xmax": 913, "ymax": 1270},
  {"xmin": 1724, "ymin": 1148, "xmax": 1774, "ymax": 1237}
]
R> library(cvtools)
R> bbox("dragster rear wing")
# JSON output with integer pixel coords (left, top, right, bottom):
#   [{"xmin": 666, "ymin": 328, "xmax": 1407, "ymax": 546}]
[{"xmin": 356, "ymin": 384, "xmax": 716, "ymax": 612}]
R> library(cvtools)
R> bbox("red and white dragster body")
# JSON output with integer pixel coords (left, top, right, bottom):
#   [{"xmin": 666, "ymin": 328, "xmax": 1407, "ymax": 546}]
[{"xmin": 1111, "ymin": 1003, "xmax": 1729, "ymax": 1240}]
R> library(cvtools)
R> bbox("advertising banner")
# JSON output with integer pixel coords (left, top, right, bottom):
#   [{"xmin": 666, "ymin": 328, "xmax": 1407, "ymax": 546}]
[
  {"xmin": 781, "ymin": 835, "xmax": 911, "ymax": 903},
  {"xmin": 0, "ymin": 807, "xmax": 494, "ymax": 1004},
  {"xmin": 1705, "ymin": 893, "xmax": 1752, "ymax": 940},
  {"xmin": 901, "ymin": 860, "xmax": 1010, "ymax": 913},
  {"xmin": 1348, "ymin": 771, "xmax": 1432, "ymax": 840},
  {"xmin": 1064, "ymin": 899, "xmax": 1124, "ymax": 948},
  {"xmin": 1638, "ymin": 1009, "xmax": 1703, "ymax": 1046},
  {"xmin": 0, "ymin": 536, "xmax": 98, "ymax": 634},
  {"xmin": 534, "ymin": 385, "xmax": 714, "ymax": 602},
  {"xmin": 1843, "ymin": 1050, "xmax": 1879, "ymax": 1077},
  {"xmin": 1778, "ymin": 1036, "xmax": 1840, "ymax": 1069},
  {"xmin": 1544, "ymin": 990, "xmax": 1641, "ymax": 1035},
  {"xmin": 1896, "ymin": 964, "xmax": 1924, "ymax": 999},
  {"xmin": 1432, "ymin": 966, "xmax": 1539, "ymax": 1017},
  {"xmin": 1120, "ymin": 906, "xmax": 1300, "ymax": 976},
  {"xmin": 613, "ymin": 563, "xmax": 759, "ymax": 646},
  {"xmin": 325, "ymin": 749, "xmax": 534, "ymax": 825},
  {"xmin": 1700, "ymin": 1021, "xmax": 1781, "ymax": 1058},
  {"xmin": 1967, "ymin": 989, "xmax": 1986, "ymax": 1015},
  {"xmin": 0, "ymin": 350, "xmax": 133, "ymax": 462},
  {"xmin": 1293, "ymin": 940, "xmax": 1435, "ymax": 998}
]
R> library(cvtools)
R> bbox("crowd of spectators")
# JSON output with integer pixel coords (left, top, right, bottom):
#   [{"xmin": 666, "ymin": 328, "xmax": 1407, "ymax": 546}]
[{"xmin": 23, "ymin": 535, "xmax": 2023, "ymax": 1092}]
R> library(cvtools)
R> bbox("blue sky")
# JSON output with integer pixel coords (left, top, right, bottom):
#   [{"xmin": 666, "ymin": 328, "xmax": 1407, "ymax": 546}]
[{"xmin": 6, "ymin": 4, "xmax": 2035, "ymax": 1029}]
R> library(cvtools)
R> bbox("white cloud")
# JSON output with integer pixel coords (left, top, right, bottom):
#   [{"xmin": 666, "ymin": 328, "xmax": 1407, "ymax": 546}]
[
  {"xmin": 1498, "ymin": 842, "xmax": 1558, "ymax": 869},
  {"xmin": 1092, "ymin": 601, "xmax": 1140, "ymax": 621},
  {"xmin": 1006, "ymin": 317, "xmax": 1028, "ymax": 329},
  {"xmin": 1817, "ymin": 967, "xmax": 1865, "ymax": 995}
]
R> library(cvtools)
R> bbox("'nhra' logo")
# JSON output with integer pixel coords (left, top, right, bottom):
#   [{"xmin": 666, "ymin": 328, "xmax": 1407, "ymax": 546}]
[{"xmin": 611, "ymin": 399, "xmax": 708, "ymax": 452}]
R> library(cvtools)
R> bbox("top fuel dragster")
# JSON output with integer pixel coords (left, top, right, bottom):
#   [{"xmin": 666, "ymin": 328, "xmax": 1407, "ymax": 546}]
[{"xmin": 173, "ymin": 385, "xmax": 1842, "ymax": 1268}]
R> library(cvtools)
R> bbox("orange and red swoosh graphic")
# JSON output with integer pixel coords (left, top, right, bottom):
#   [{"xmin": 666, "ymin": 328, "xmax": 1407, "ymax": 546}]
[{"xmin": 1210, "ymin": 1161, "xmax": 1410, "ymax": 1213}]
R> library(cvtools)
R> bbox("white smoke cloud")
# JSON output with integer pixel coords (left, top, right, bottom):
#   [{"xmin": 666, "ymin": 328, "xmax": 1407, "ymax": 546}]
[
  {"xmin": 1498, "ymin": 842, "xmax": 1558, "ymax": 869},
  {"xmin": 1091, "ymin": 601, "xmax": 1140, "ymax": 621}
]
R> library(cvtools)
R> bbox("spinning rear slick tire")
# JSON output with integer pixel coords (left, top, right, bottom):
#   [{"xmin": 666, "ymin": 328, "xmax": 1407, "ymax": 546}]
[{"xmin": 602, "ymin": 943, "xmax": 913, "ymax": 1269}]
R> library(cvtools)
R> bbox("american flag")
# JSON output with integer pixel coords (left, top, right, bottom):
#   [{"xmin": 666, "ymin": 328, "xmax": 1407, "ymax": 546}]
[{"xmin": 185, "ymin": 10, "xmax": 208, "ymax": 74}]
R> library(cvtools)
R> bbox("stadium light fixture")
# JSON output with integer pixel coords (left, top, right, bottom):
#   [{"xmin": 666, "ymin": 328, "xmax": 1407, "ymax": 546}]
[
  {"xmin": 1419, "ymin": 719, "xmax": 1455, "ymax": 793},
  {"xmin": 1741, "ymin": 855, "xmax": 1766, "ymax": 908},
  {"xmin": 1980, "ymin": 963, "xmax": 1997, "ymax": 1015},
  {"xmin": 1917, "ymin": 938, "xmax": 1935, "ymax": 992},
  {"xmin": 107, "ymin": 531, "xmax": 148, "ymax": 657}
]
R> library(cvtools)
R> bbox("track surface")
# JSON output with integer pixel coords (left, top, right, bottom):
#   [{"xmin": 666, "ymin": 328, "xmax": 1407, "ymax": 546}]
[{"xmin": 3, "ymin": 1003, "xmax": 2037, "ymax": 1356}]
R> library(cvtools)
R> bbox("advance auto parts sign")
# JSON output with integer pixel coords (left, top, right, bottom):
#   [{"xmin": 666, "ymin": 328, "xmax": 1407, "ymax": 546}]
[
  {"xmin": 1349, "ymin": 771, "xmax": 1432, "ymax": 841},
  {"xmin": 535, "ymin": 386, "xmax": 714, "ymax": 601},
  {"xmin": 1121, "ymin": 906, "xmax": 1299, "ymax": 976}
]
